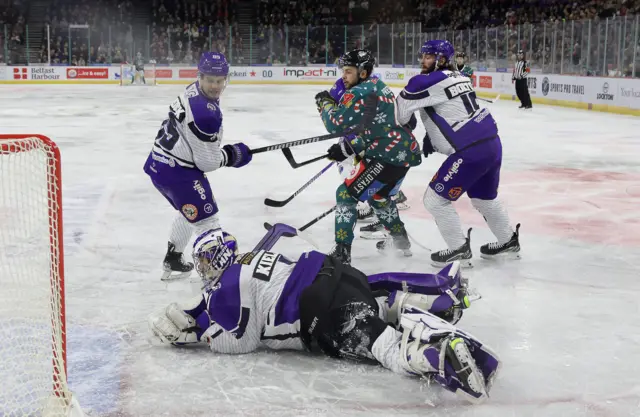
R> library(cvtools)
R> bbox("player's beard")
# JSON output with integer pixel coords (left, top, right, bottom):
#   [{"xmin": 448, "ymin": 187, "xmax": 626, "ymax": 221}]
[{"xmin": 421, "ymin": 63, "xmax": 435, "ymax": 74}]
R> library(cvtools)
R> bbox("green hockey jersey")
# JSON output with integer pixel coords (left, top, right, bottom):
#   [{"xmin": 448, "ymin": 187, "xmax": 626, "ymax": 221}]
[
  {"xmin": 319, "ymin": 78, "xmax": 422, "ymax": 167},
  {"xmin": 456, "ymin": 64, "xmax": 474, "ymax": 78}
]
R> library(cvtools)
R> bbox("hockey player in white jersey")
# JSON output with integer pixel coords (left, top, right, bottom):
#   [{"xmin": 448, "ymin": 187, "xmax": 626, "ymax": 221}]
[
  {"xmin": 394, "ymin": 40, "xmax": 521, "ymax": 267},
  {"xmin": 143, "ymin": 52, "xmax": 252, "ymax": 280},
  {"xmin": 148, "ymin": 223, "xmax": 501, "ymax": 404}
]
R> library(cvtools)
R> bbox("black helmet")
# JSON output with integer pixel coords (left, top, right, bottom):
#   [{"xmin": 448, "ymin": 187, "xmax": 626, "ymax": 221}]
[
  {"xmin": 517, "ymin": 49, "xmax": 525, "ymax": 58},
  {"xmin": 455, "ymin": 51, "xmax": 466, "ymax": 58},
  {"xmin": 338, "ymin": 49, "xmax": 375, "ymax": 78}
]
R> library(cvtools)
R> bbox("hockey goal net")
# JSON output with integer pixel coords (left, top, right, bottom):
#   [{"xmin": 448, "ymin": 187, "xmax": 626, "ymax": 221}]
[
  {"xmin": 0, "ymin": 135, "xmax": 83, "ymax": 416},
  {"xmin": 120, "ymin": 62, "xmax": 158, "ymax": 86}
]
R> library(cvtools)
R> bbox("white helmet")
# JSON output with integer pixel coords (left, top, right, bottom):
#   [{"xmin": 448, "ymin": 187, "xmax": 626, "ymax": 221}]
[{"xmin": 192, "ymin": 229, "xmax": 238, "ymax": 284}]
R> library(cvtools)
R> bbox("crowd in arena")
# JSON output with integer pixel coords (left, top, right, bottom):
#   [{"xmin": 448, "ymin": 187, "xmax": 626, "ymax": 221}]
[
  {"xmin": 0, "ymin": 0, "xmax": 27, "ymax": 64},
  {"xmin": 149, "ymin": 0, "xmax": 240, "ymax": 65},
  {"xmin": 1, "ymin": 0, "xmax": 638, "ymax": 76},
  {"xmin": 40, "ymin": 0, "xmax": 134, "ymax": 65}
]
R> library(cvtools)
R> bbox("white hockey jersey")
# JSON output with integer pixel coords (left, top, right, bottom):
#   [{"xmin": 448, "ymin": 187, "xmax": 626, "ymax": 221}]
[
  {"xmin": 395, "ymin": 70, "xmax": 498, "ymax": 155},
  {"xmin": 200, "ymin": 250, "xmax": 326, "ymax": 354},
  {"xmin": 149, "ymin": 81, "xmax": 227, "ymax": 175}
]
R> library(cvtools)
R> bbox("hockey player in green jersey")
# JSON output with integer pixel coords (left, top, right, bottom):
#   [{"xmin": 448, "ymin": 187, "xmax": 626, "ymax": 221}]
[
  {"xmin": 455, "ymin": 52, "xmax": 474, "ymax": 78},
  {"xmin": 314, "ymin": 49, "xmax": 422, "ymax": 264}
]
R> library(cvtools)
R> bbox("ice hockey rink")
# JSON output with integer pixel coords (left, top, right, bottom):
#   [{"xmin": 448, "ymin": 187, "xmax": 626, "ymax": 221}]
[{"xmin": 1, "ymin": 82, "xmax": 639, "ymax": 417}]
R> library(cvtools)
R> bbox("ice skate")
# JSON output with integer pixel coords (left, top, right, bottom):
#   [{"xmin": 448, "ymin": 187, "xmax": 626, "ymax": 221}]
[
  {"xmin": 328, "ymin": 242, "xmax": 352, "ymax": 265},
  {"xmin": 393, "ymin": 190, "xmax": 410, "ymax": 210},
  {"xmin": 480, "ymin": 223, "xmax": 521, "ymax": 260},
  {"xmin": 430, "ymin": 228, "xmax": 473, "ymax": 268},
  {"xmin": 376, "ymin": 229, "xmax": 412, "ymax": 257},
  {"xmin": 356, "ymin": 201, "xmax": 376, "ymax": 223},
  {"xmin": 359, "ymin": 219, "xmax": 387, "ymax": 240},
  {"xmin": 445, "ymin": 337, "xmax": 488, "ymax": 401},
  {"xmin": 161, "ymin": 242, "xmax": 194, "ymax": 281}
]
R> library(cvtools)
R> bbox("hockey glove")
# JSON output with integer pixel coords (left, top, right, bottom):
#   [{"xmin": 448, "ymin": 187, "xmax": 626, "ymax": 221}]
[
  {"xmin": 327, "ymin": 141, "xmax": 354, "ymax": 162},
  {"xmin": 223, "ymin": 143, "xmax": 252, "ymax": 168},
  {"xmin": 422, "ymin": 133, "xmax": 435, "ymax": 157},
  {"xmin": 315, "ymin": 90, "xmax": 337, "ymax": 113}
]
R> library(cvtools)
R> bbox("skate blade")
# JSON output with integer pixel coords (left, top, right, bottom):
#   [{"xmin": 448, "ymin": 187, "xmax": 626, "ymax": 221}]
[
  {"xmin": 357, "ymin": 216, "xmax": 377, "ymax": 223},
  {"xmin": 395, "ymin": 202, "xmax": 411, "ymax": 211},
  {"xmin": 377, "ymin": 247, "xmax": 412, "ymax": 257},
  {"xmin": 480, "ymin": 251, "xmax": 521, "ymax": 261},
  {"xmin": 431, "ymin": 259, "xmax": 473, "ymax": 269},
  {"xmin": 161, "ymin": 270, "xmax": 192, "ymax": 281},
  {"xmin": 449, "ymin": 338, "xmax": 488, "ymax": 402},
  {"xmin": 359, "ymin": 230, "xmax": 388, "ymax": 240}
]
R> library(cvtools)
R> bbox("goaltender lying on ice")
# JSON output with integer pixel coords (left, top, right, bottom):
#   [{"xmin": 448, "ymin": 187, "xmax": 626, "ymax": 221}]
[{"xmin": 148, "ymin": 223, "xmax": 501, "ymax": 404}]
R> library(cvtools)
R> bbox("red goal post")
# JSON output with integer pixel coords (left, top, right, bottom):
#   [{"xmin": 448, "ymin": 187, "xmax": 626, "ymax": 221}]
[{"xmin": 0, "ymin": 135, "xmax": 83, "ymax": 416}]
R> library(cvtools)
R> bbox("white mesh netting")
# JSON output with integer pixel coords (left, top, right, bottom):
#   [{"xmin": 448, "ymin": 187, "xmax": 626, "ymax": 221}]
[{"xmin": 0, "ymin": 135, "xmax": 80, "ymax": 417}]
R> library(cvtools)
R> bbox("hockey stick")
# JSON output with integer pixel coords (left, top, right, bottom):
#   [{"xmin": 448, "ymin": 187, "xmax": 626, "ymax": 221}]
[
  {"xmin": 250, "ymin": 93, "xmax": 377, "ymax": 155},
  {"xmin": 262, "ymin": 221, "xmax": 320, "ymax": 249},
  {"xmin": 264, "ymin": 161, "xmax": 335, "ymax": 207},
  {"xmin": 281, "ymin": 148, "xmax": 327, "ymax": 169},
  {"xmin": 264, "ymin": 206, "xmax": 336, "ymax": 234},
  {"xmin": 250, "ymin": 130, "xmax": 354, "ymax": 155},
  {"xmin": 477, "ymin": 94, "xmax": 501, "ymax": 104},
  {"xmin": 251, "ymin": 223, "xmax": 297, "ymax": 252}
]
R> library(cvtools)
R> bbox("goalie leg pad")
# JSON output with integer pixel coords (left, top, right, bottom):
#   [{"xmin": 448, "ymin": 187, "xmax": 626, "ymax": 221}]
[
  {"xmin": 368, "ymin": 261, "xmax": 473, "ymax": 325},
  {"xmin": 398, "ymin": 308, "xmax": 501, "ymax": 404}
]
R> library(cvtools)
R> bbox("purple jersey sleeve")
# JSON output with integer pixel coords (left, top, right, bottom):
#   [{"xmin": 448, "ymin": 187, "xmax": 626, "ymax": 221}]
[
  {"xmin": 188, "ymin": 87, "xmax": 223, "ymax": 141},
  {"xmin": 399, "ymin": 72, "xmax": 449, "ymax": 101},
  {"xmin": 329, "ymin": 78, "xmax": 347, "ymax": 103}
]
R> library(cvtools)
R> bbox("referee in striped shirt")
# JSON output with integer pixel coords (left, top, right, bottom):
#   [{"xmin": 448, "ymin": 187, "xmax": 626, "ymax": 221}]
[{"xmin": 513, "ymin": 50, "xmax": 532, "ymax": 109}]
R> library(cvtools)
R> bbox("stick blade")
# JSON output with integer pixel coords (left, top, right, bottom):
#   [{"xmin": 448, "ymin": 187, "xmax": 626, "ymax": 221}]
[
  {"xmin": 263, "ymin": 222, "xmax": 297, "ymax": 237},
  {"xmin": 264, "ymin": 197, "xmax": 289, "ymax": 207},
  {"xmin": 281, "ymin": 148, "xmax": 299, "ymax": 168}
]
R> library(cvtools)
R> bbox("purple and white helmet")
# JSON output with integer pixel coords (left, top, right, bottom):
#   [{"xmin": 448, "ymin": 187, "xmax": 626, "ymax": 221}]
[
  {"xmin": 192, "ymin": 228, "xmax": 238, "ymax": 284},
  {"xmin": 198, "ymin": 52, "xmax": 230, "ymax": 77},
  {"xmin": 420, "ymin": 40, "xmax": 455, "ymax": 70}
]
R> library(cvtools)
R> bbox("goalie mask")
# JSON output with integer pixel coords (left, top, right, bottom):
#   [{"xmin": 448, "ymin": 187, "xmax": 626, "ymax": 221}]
[{"xmin": 192, "ymin": 229, "xmax": 238, "ymax": 284}]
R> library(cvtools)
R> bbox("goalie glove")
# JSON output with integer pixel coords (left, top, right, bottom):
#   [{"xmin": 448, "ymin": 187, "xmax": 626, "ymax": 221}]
[{"xmin": 148, "ymin": 303, "xmax": 204, "ymax": 346}]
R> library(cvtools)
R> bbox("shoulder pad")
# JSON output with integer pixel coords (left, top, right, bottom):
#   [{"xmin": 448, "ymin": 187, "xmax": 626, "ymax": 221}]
[
  {"xmin": 188, "ymin": 93, "xmax": 222, "ymax": 140},
  {"xmin": 400, "ymin": 72, "xmax": 448, "ymax": 100}
]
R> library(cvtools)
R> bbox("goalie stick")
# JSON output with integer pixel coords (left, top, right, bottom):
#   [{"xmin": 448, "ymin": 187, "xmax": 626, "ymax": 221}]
[
  {"xmin": 281, "ymin": 148, "xmax": 327, "ymax": 169},
  {"xmin": 264, "ymin": 161, "xmax": 335, "ymax": 207},
  {"xmin": 250, "ymin": 93, "xmax": 377, "ymax": 155},
  {"xmin": 251, "ymin": 223, "xmax": 297, "ymax": 252}
]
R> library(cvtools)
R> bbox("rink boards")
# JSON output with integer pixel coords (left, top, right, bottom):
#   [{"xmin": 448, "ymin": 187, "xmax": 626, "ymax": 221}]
[{"xmin": 1, "ymin": 64, "xmax": 639, "ymax": 116}]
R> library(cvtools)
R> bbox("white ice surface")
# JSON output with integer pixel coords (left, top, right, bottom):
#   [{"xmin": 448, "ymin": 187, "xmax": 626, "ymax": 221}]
[{"xmin": 1, "ymin": 84, "xmax": 640, "ymax": 417}]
